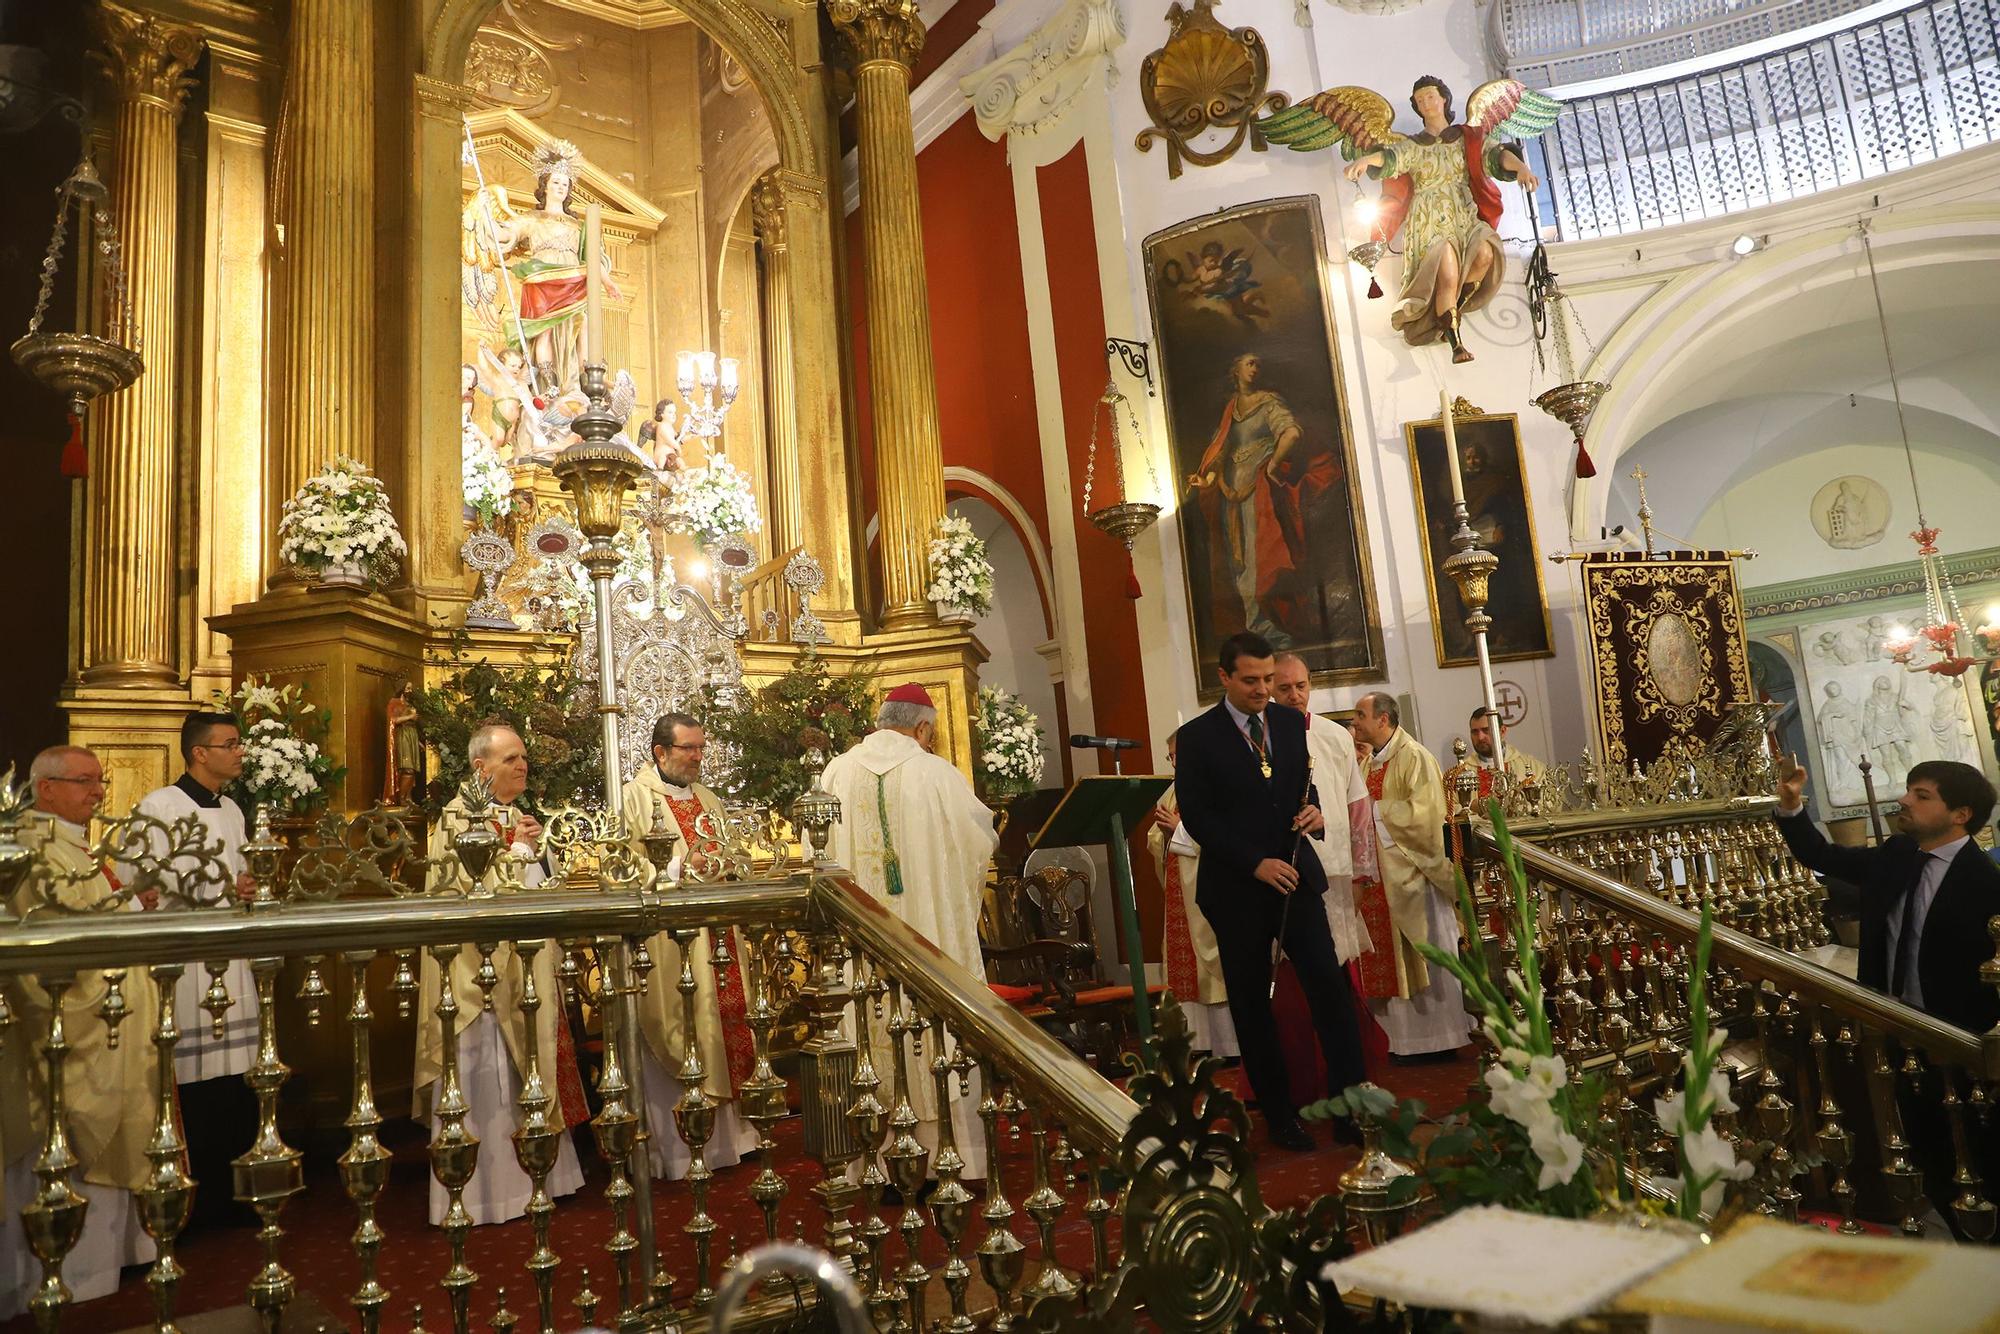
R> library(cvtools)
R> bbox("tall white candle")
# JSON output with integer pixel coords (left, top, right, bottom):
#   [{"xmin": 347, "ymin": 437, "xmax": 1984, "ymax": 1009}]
[
  {"xmin": 585, "ymin": 202, "xmax": 604, "ymax": 365},
  {"xmin": 1441, "ymin": 387, "xmax": 1465, "ymax": 509}
]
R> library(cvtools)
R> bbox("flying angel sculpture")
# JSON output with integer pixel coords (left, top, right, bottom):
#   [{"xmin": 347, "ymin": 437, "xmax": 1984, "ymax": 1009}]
[{"xmin": 1259, "ymin": 76, "xmax": 1561, "ymax": 363}]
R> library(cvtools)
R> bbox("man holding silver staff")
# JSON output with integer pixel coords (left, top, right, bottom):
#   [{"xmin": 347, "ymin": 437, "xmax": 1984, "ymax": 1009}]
[{"xmin": 1172, "ymin": 633, "xmax": 1366, "ymax": 1151}]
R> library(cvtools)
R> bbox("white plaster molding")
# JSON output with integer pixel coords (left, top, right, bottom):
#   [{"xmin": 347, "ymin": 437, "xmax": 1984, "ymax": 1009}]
[{"xmin": 959, "ymin": 0, "xmax": 1124, "ymax": 148}]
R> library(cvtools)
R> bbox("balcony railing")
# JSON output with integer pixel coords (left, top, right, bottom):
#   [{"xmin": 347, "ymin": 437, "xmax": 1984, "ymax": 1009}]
[{"xmin": 1528, "ymin": 0, "xmax": 2000, "ymax": 240}]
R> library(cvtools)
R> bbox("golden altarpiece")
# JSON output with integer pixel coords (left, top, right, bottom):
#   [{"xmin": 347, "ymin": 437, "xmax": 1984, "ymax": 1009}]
[{"xmin": 62, "ymin": 0, "xmax": 987, "ymax": 812}]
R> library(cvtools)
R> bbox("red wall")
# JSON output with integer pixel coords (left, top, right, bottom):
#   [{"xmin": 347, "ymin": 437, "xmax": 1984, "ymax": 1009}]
[{"xmin": 1036, "ymin": 144, "xmax": 1164, "ymax": 954}]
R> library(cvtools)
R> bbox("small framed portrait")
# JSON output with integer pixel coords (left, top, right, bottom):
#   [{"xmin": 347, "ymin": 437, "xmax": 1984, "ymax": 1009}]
[{"xmin": 1404, "ymin": 407, "xmax": 1556, "ymax": 669}]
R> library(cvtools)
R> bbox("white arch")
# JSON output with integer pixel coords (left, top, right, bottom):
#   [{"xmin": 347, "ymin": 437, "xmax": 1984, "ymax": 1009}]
[{"xmin": 1570, "ymin": 203, "xmax": 2000, "ymax": 536}]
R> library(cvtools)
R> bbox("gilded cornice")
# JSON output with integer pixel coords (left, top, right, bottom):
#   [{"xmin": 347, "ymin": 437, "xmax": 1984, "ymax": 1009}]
[
  {"xmin": 828, "ymin": 0, "xmax": 925, "ymax": 72},
  {"xmin": 92, "ymin": 3, "xmax": 206, "ymax": 114},
  {"xmin": 960, "ymin": 0, "xmax": 1125, "ymax": 144},
  {"xmin": 414, "ymin": 72, "xmax": 475, "ymax": 119}
]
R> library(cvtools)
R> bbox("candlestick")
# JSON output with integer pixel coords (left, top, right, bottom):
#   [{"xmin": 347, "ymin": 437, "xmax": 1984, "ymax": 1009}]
[
  {"xmin": 1441, "ymin": 387, "xmax": 1465, "ymax": 509},
  {"xmin": 585, "ymin": 202, "xmax": 604, "ymax": 365}
]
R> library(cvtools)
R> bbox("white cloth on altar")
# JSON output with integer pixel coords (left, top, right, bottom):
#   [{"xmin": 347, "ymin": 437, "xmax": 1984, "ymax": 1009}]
[
  {"xmin": 820, "ymin": 729, "xmax": 997, "ymax": 1180},
  {"xmin": 0, "ymin": 1155, "xmax": 155, "ymax": 1318},
  {"xmin": 1367, "ymin": 882, "xmax": 1472, "ymax": 1055},
  {"xmin": 634, "ymin": 1044, "xmax": 757, "ymax": 1181},
  {"xmin": 1303, "ymin": 715, "xmax": 1373, "ymax": 963},
  {"xmin": 425, "ymin": 1009, "xmax": 584, "ymax": 1227},
  {"xmin": 127, "ymin": 783, "xmax": 258, "ymax": 1084}
]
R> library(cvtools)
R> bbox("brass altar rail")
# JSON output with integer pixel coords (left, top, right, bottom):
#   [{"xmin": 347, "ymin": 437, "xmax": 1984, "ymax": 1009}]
[
  {"xmin": 1484, "ymin": 823, "xmax": 1999, "ymax": 1241},
  {"xmin": 0, "ymin": 869, "xmax": 1140, "ymax": 1332},
  {"xmin": 1489, "ymin": 830, "xmax": 1992, "ymax": 1078}
]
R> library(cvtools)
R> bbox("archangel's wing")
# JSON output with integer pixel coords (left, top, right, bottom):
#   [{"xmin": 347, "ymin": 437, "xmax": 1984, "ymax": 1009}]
[
  {"xmin": 460, "ymin": 187, "xmax": 508, "ymax": 324},
  {"xmin": 1465, "ymin": 79, "xmax": 1563, "ymax": 140},
  {"xmin": 1256, "ymin": 85, "xmax": 1401, "ymax": 159}
]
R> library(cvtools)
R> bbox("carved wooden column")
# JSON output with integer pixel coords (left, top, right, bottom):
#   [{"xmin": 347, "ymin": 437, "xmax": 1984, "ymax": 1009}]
[
  {"xmin": 830, "ymin": 0, "xmax": 947, "ymax": 631},
  {"xmin": 83, "ymin": 4, "xmax": 203, "ymax": 686},
  {"xmin": 267, "ymin": 0, "xmax": 374, "ymax": 586},
  {"xmin": 753, "ymin": 170, "xmax": 804, "ymax": 558}
]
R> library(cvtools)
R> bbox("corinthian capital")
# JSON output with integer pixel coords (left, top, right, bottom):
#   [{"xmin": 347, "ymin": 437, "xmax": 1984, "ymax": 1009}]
[
  {"xmin": 751, "ymin": 171, "xmax": 789, "ymax": 252},
  {"xmin": 828, "ymin": 0, "xmax": 925, "ymax": 72},
  {"xmin": 92, "ymin": 2, "xmax": 205, "ymax": 114}
]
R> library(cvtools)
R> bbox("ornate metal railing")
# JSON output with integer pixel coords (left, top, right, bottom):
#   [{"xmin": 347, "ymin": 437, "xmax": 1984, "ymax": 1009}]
[
  {"xmin": 0, "ymin": 794, "xmax": 1141, "ymax": 1333},
  {"xmin": 1526, "ymin": 0, "xmax": 2000, "ymax": 239},
  {"xmin": 1474, "ymin": 821, "xmax": 1999, "ymax": 1239}
]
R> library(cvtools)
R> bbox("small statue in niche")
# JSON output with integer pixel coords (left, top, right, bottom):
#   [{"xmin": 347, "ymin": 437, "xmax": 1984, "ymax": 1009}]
[
  {"xmin": 384, "ymin": 681, "xmax": 423, "ymax": 808},
  {"xmin": 1258, "ymin": 77, "xmax": 1560, "ymax": 362}
]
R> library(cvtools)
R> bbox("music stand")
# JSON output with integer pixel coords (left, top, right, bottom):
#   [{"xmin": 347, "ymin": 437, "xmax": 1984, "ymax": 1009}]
[{"xmin": 1030, "ymin": 774, "xmax": 1171, "ymax": 1040}]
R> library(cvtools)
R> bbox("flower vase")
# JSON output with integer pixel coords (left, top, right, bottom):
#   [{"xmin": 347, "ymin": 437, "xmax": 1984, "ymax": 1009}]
[
  {"xmin": 936, "ymin": 603, "xmax": 977, "ymax": 626},
  {"xmin": 318, "ymin": 560, "xmax": 369, "ymax": 591}
]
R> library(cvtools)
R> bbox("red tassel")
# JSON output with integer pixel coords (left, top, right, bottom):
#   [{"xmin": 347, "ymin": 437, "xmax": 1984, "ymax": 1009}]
[
  {"xmin": 59, "ymin": 414, "xmax": 86, "ymax": 478},
  {"xmin": 1366, "ymin": 276, "xmax": 1383, "ymax": 299},
  {"xmin": 1574, "ymin": 439, "xmax": 1597, "ymax": 479},
  {"xmin": 1125, "ymin": 551, "xmax": 1142, "ymax": 599}
]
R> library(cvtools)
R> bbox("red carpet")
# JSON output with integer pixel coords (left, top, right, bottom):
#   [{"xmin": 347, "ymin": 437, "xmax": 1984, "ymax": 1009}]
[{"xmin": 10, "ymin": 1049, "xmax": 1474, "ymax": 1333}]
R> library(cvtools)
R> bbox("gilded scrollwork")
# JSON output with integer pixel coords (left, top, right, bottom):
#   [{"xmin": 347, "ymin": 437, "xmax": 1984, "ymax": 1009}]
[{"xmin": 1134, "ymin": 0, "xmax": 1289, "ymax": 178}]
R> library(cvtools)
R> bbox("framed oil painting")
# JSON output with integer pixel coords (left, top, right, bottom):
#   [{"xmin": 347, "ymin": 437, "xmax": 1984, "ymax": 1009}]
[
  {"xmin": 1144, "ymin": 196, "xmax": 1385, "ymax": 699},
  {"xmin": 1404, "ymin": 407, "xmax": 1555, "ymax": 669}
]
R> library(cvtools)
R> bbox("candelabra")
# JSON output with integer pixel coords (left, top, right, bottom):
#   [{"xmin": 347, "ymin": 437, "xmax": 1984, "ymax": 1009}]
[
  {"xmin": 1437, "ymin": 391, "xmax": 1506, "ymax": 770},
  {"xmin": 672, "ymin": 350, "xmax": 740, "ymax": 441}
]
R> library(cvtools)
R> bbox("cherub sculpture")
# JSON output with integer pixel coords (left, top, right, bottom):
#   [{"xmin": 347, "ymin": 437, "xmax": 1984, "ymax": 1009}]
[{"xmin": 1259, "ymin": 77, "xmax": 1560, "ymax": 363}]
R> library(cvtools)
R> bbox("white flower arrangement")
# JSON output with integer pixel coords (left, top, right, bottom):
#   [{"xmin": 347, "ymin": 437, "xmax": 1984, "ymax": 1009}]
[
  {"xmin": 239, "ymin": 718, "xmax": 326, "ymax": 808},
  {"xmin": 975, "ymin": 684, "xmax": 1044, "ymax": 796},
  {"xmin": 462, "ymin": 437, "xmax": 514, "ymax": 527},
  {"xmin": 1654, "ymin": 903, "xmax": 1753, "ymax": 1220},
  {"xmin": 212, "ymin": 676, "xmax": 343, "ymax": 815},
  {"xmin": 277, "ymin": 456, "xmax": 407, "ymax": 585},
  {"xmin": 669, "ymin": 455, "xmax": 762, "ymax": 550},
  {"xmin": 926, "ymin": 513, "xmax": 995, "ymax": 618}
]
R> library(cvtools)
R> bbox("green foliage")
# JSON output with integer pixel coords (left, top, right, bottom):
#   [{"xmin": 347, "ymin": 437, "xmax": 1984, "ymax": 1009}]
[
  {"xmin": 408, "ymin": 630, "xmax": 601, "ymax": 819},
  {"xmin": 700, "ymin": 650, "xmax": 877, "ymax": 812}
]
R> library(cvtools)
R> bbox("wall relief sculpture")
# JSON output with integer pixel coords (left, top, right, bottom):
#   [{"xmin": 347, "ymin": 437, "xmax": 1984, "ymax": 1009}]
[{"xmin": 1135, "ymin": 0, "xmax": 1289, "ymax": 179}]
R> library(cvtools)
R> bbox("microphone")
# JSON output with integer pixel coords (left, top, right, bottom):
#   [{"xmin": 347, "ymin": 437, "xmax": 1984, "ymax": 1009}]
[{"xmin": 1068, "ymin": 734, "xmax": 1140, "ymax": 750}]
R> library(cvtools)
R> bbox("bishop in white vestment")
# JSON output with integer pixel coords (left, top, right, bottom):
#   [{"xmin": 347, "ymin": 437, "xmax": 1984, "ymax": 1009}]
[
  {"xmin": 820, "ymin": 684, "xmax": 998, "ymax": 1179},
  {"xmin": 416, "ymin": 724, "xmax": 587, "ymax": 1225},
  {"xmin": 619, "ymin": 712, "xmax": 758, "ymax": 1179},
  {"xmin": 1351, "ymin": 693, "xmax": 1471, "ymax": 1057},
  {"xmin": 1, "ymin": 747, "xmax": 157, "ymax": 1317},
  {"xmin": 125, "ymin": 711, "xmax": 262, "ymax": 1229}
]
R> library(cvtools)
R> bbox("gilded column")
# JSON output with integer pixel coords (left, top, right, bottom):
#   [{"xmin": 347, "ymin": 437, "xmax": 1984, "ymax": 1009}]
[
  {"xmin": 82, "ymin": 4, "xmax": 203, "ymax": 685},
  {"xmin": 753, "ymin": 170, "xmax": 804, "ymax": 557},
  {"xmin": 268, "ymin": 0, "xmax": 373, "ymax": 585},
  {"xmin": 830, "ymin": 0, "xmax": 945, "ymax": 631}
]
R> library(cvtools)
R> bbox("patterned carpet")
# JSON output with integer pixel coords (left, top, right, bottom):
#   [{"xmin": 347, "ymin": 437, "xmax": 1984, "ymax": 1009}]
[{"xmin": 10, "ymin": 1041, "xmax": 1476, "ymax": 1334}]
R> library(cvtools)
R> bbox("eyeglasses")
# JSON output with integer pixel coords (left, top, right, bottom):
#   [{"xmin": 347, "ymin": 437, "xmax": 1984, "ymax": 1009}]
[
  {"xmin": 43, "ymin": 775, "xmax": 105, "ymax": 786},
  {"xmin": 197, "ymin": 738, "xmax": 245, "ymax": 752}
]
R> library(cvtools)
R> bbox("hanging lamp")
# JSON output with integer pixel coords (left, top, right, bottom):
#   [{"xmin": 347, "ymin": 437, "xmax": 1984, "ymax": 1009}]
[{"xmin": 1860, "ymin": 220, "xmax": 1976, "ymax": 677}]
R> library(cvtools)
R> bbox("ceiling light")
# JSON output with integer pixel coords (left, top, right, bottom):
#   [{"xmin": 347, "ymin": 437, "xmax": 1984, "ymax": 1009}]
[{"xmin": 1730, "ymin": 233, "xmax": 1765, "ymax": 256}]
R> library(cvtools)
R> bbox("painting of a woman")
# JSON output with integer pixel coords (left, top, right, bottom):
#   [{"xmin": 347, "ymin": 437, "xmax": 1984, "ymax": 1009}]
[{"xmin": 1147, "ymin": 198, "xmax": 1384, "ymax": 694}]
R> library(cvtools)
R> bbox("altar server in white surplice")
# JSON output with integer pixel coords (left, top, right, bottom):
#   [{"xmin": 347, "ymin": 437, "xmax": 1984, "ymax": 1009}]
[
  {"xmin": 124, "ymin": 711, "xmax": 261, "ymax": 1229},
  {"xmin": 821, "ymin": 683, "xmax": 998, "ymax": 1179},
  {"xmin": 1146, "ymin": 732, "xmax": 1238, "ymax": 1057},
  {"xmin": 416, "ymin": 723, "xmax": 587, "ymax": 1226},
  {"xmin": 1351, "ymin": 692, "xmax": 1471, "ymax": 1058},
  {"xmin": 0, "ymin": 747, "xmax": 157, "ymax": 1318},
  {"xmin": 620, "ymin": 711, "xmax": 758, "ymax": 1181},
  {"xmin": 1273, "ymin": 653, "xmax": 1375, "ymax": 964}
]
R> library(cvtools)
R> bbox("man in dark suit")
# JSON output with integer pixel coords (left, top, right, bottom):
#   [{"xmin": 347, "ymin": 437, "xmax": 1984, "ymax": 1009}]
[
  {"xmin": 1174, "ymin": 632, "xmax": 1367, "ymax": 1150},
  {"xmin": 1773, "ymin": 754, "xmax": 1999, "ymax": 1034}
]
